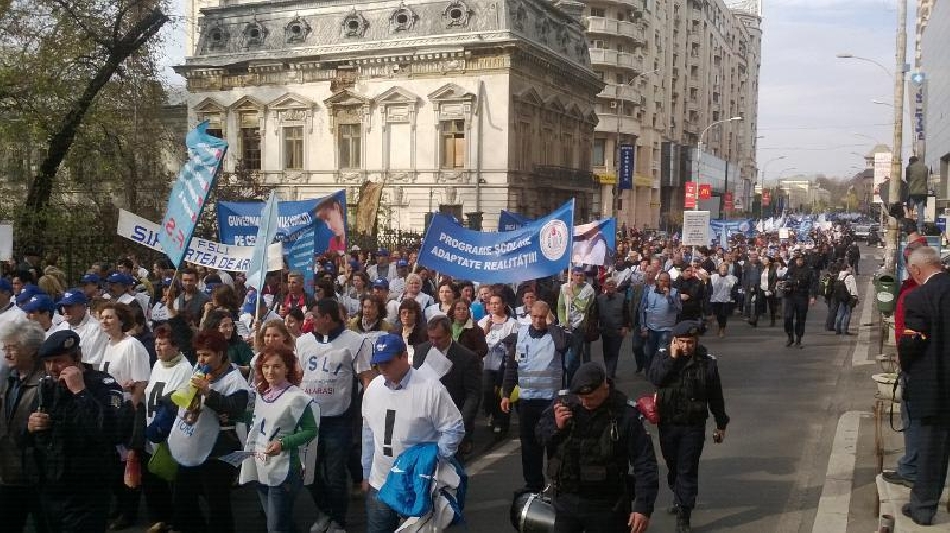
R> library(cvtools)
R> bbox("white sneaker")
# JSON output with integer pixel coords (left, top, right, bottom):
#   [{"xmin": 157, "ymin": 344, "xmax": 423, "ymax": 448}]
[
  {"xmin": 310, "ymin": 515, "xmax": 331, "ymax": 533},
  {"xmin": 326, "ymin": 522, "xmax": 347, "ymax": 533}
]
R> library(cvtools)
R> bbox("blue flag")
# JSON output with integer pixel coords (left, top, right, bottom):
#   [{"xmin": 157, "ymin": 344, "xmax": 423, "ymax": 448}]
[
  {"xmin": 497, "ymin": 210, "xmax": 534, "ymax": 231},
  {"xmin": 246, "ymin": 191, "xmax": 279, "ymax": 294},
  {"xmin": 419, "ymin": 200, "xmax": 574, "ymax": 283},
  {"xmin": 158, "ymin": 122, "xmax": 228, "ymax": 268}
]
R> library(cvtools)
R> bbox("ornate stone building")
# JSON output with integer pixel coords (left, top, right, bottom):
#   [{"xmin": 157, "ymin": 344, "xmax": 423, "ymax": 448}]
[{"xmin": 177, "ymin": 0, "xmax": 603, "ymax": 232}]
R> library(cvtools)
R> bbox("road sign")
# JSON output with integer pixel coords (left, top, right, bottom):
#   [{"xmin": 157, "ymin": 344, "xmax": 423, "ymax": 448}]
[{"xmin": 682, "ymin": 211, "xmax": 710, "ymax": 246}]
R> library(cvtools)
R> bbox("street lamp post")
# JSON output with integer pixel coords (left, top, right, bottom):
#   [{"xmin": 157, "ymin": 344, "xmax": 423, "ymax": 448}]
[
  {"xmin": 759, "ymin": 155, "xmax": 786, "ymax": 220},
  {"xmin": 695, "ymin": 116, "xmax": 743, "ymax": 213},
  {"xmin": 614, "ymin": 69, "xmax": 660, "ymax": 221},
  {"xmin": 776, "ymin": 167, "xmax": 797, "ymax": 214}
]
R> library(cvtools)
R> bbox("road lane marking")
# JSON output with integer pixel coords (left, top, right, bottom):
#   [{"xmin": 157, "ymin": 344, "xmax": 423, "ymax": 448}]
[
  {"xmin": 811, "ymin": 410, "xmax": 870, "ymax": 533},
  {"xmin": 467, "ymin": 439, "xmax": 521, "ymax": 477}
]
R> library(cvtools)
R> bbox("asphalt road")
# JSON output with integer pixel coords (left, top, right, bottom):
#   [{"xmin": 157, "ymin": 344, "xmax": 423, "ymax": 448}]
[{"xmin": 109, "ymin": 249, "xmax": 880, "ymax": 533}]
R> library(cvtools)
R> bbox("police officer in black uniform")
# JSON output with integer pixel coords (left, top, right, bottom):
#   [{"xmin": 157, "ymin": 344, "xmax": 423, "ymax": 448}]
[
  {"xmin": 27, "ymin": 330, "xmax": 123, "ymax": 533},
  {"xmin": 538, "ymin": 362, "xmax": 659, "ymax": 533},
  {"xmin": 782, "ymin": 249, "xmax": 819, "ymax": 348},
  {"xmin": 647, "ymin": 321, "xmax": 728, "ymax": 533}
]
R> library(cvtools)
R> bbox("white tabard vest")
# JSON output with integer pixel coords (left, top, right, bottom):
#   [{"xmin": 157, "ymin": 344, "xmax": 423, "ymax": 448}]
[
  {"xmin": 482, "ymin": 318, "xmax": 518, "ymax": 372},
  {"xmin": 239, "ymin": 385, "xmax": 319, "ymax": 487},
  {"xmin": 167, "ymin": 367, "xmax": 250, "ymax": 467},
  {"xmin": 297, "ymin": 330, "xmax": 369, "ymax": 417},
  {"xmin": 514, "ymin": 325, "xmax": 560, "ymax": 400}
]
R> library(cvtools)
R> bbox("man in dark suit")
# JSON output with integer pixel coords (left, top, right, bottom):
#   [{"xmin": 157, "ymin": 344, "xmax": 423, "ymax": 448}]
[
  {"xmin": 413, "ymin": 316, "xmax": 482, "ymax": 456},
  {"xmin": 898, "ymin": 245, "xmax": 950, "ymax": 525}
]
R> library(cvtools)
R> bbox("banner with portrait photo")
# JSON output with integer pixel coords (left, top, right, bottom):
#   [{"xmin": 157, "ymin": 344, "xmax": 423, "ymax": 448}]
[
  {"xmin": 571, "ymin": 218, "xmax": 616, "ymax": 266},
  {"xmin": 420, "ymin": 200, "xmax": 574, "ymax": 283},
  {"xmin": 217, "ymin": 190, "xmax": 346, "ymax": 253}
]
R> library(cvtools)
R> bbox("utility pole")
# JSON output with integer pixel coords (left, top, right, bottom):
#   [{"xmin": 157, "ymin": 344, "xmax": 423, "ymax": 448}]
[{"xmin": 884, "ymin": 0, "xmax": 907, "ymax": 272}]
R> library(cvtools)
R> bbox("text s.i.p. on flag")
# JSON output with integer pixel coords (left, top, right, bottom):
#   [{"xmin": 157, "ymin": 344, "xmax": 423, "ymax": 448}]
[{"xmin": 158, "ymin": 121, "xmax": 228, "ymax": 268}]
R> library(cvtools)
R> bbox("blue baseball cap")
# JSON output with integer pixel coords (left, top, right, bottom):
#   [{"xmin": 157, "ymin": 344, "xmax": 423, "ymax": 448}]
[
  {"xmin": 58, "ymin": 289, "xmax": 88, "ymax": 307},
  {"xmin": 161, "ymin": 276, "xmax": 174, "ymax": 287},
  {"xmin": 80, "ymin": 273, "xmax": 100, "ymax": 284},
  {"xmin": 323, "ymin": 262, "xmax": 336, "ymax": 274},
  {"xmin": 371, "ymin": 333, "xmax": 407, "ymax": 364},
  {"xmin": 571, "ymin": 266, "xmax": 585, "ymax": 274},
  {"xmin": 16, "ymin": 284, "xmax": 44, "ymax": 306},
  {"xmin": 106, "ymin": 273, "xmax": 135, "ymax": 286},
  {"xmin": 23, "ymin": 294, "xmax": 56, "ymax": 314},
  {"xmin": 396, "ymin": 259, "xmax": 409, "ymax": 268},
  {"xmin": 372, "ymin": 278, "xmax": 389, "ymax": 290},
  {"xmin": 0, "ymin": 278, "xmax": 11, "ymax": 293},
  {"xmin": 377, "ymin": 249, "xmax": 390, "ymax": 257}
]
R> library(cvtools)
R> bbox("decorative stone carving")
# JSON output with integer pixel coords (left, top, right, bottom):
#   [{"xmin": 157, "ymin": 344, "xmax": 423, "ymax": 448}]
[
  {"xmin": 285, "ymin": 16, "xmax": 311, "ymax": 44},
  {"xmin": 285, "ymin": 172, "xmax": 305, "ymax": 182},
  {"xmin": 513, "ymin": 4, "xmax": 527, "ymax": 31},
  {"xmin": 390, "ymin": 172, "xmax": 415, "ymax": 183},
  {"xmin": 243, "ymin": 19, "xmax": 268, "ymax": 49},
  {"xmin": 443, "ymin": 1, "xmax": 473, "ymax": 28},
  {"xmin": 336, "ymin": 172, "xmax": 364, "ymax": 183},
  {"xmin": 342, "ymin": 10, "xmax": 369, "ymax": 38},
  {"xmin": 437, "ymin": 171, "xmax": 469, "ymax": 183},
  {"xmin": 204, "ymin": 19, "xmax": 230, "ymax": 51},
  {"xmin": 390, "ymin": 4, "xmax": 418, "ymax": 32}
]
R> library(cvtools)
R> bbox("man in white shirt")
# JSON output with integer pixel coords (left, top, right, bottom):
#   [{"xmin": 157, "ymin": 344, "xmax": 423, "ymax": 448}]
[
  {"xmin": 361, "ymin": 333, "xmax": 465, "ymax": 533},
  {"xmin": 388, "ymin": 259, "xmax": 410, "ymax": 301},
  {"xmin": 106, "ymin": 273, "xmax": 138, "ymax": 306},
  {"xmin": 297, "ymin": 299, "xmax": 374, "ymax": 533},
  {"xmin": 371, "ymin": 278, "xmax": 399, "ymax": 326},
  {"xmin": 53, "ymin": 288, "xmax": 110, "ymax": 366},
  {"xmin": 367, "ymin": 249, "xmax": 397, "ymax": 283}
]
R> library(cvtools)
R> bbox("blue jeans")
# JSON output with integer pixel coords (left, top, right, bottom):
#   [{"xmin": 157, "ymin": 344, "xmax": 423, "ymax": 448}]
[
  {"xmin": 908, "ymin": 195, "xmax": 926, "ymax": 233},
  {"xmin": 644, "ymin": 329, "xmax": 670, "ymax": 370},
  {"xmin": 564, "ymin": 331, "xmax": 591, "ymax": 387},
  {"xmin": 364, "ymin": 486, "xmax": 400, "ymax": 533},
  {"xmin": 256, "ymin": 474, "xmax": 303, "ymax": 533},
  {"xmin": 834, "ymin": 301, "xmax": 852, "ymax": 333},
  {"xmin": 897, "ymin": 393, "xmax": 920, "ymax": 481},
  {"xmin": 307, "ymin": 415, "xmax": 351, "ymax": 527}
]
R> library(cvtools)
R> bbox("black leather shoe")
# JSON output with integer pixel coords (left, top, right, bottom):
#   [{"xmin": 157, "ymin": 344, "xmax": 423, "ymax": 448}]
[
  {"xmin": 902, "ymin": 503, "xmax": 934, "ymax": 525},
  {"xmin": 786, "ymin": 338, "xmax": 794, "ymax": 347},
  {"xmin": 667, "ymin": 503, "xmax": 680, "ymax": 515},
  {"xmin": 882, "ymin": 470, "xmax": 914, "ymax": 488},
  {"xmin": 675, "ymin": 513, "xmax": 692, "ymax": 533}
]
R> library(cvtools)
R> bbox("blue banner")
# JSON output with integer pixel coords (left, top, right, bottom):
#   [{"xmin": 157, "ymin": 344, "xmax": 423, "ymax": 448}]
[
  {"xmin": 420, "ymin": 200, "xmax": 574, "ymax": 283},
  {"xmin": 498, "ymin": 210, "xmax": 534, "ymax": 231},
  {"xmin": 709, "ymin": 219, "xmax": 755, "ymax": 245},
  {"xmin": 618, "ymin": 144, "xmax": 634, "ymax": 191},
  {"xmin": 218, "ymin": 191, "xmax": 346, "ymax": 294},
  {"xmin": 572, "ymin": 218, "xmax": 617, "ymax": 266},
  {"xmin": 159, "ymin": 121, "xmax": 228, "ymax": 268}
]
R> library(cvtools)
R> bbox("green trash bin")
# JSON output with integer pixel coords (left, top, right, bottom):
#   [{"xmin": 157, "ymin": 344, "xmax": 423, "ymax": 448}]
[{"xmin": 873, "ymin": 273, "xmax": 897, "ymax": 315}]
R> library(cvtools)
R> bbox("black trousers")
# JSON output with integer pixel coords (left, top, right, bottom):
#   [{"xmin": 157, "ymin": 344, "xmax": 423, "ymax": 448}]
[
  {"xmin": 601, "ymin": 333, "xmax": 623, "ymax": 380},
  {"xmin": 141, "ymin": 451, "xmax": 174, "ymax": 525},
  {"xmin": 40, "ymin": 484, "xmax": 109, "ymax": 533},
  {"xmin": 658, "ymin": 424, "xmax": 706, "ymax": 512},
  {"xmin": 517, "ymin": 398, "xmax": 551, "ymax": 491},
  {"xmin": 783, "ymin": 295, "xmax": 809, "ymax": 341},
  {"xmin": 554, "ymin": 493, "xmax": 628, "ymax": 533},
  {"xmin": 483, "ymin": 369, "xmax": 510, "ymax": 431},
  {"xmin": 908, "ymin": 416, "xmax": 950, "ymax": 521},
  {"xmin": 112, "ymin": 455, "xmax": 141, "ymax": 521},
  {"xmin": 0, "ymin": 484, "xmax": 49, "ymax": 533},
  {"xmin": 631, "ymin": 330, "xmax": 646, "ymax": 372},
  {"xmin": 172, "ymin": 460, "xmax": 238, "ymax": 533},
  {"xmin": 711, "ymin": 302, "xmax": 730, "ymax": 329}
]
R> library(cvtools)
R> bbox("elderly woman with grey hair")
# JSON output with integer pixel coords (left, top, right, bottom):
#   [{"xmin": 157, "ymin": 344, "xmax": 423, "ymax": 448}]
[
  {"xmin": 0, "ymin": 318, "xmax": 50, "ymax": 533},
  {"xmin": 399, "ymin": 273, "xmax": 435, "ymax": 310}
]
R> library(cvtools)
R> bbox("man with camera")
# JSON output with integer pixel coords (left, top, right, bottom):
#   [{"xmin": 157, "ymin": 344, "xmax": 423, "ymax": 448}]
[
  {"xmin": 27, "ymin": 330, "xmax": 124, "ymax": 533},
  {"xmin": 538, "ymin": 362, "xmax": 659, "ymax": 532},
  {"xmin": 782, "ymin": 250, "xmax": 819, "ymax": 348},
  {"xmin": 647, "ymin": 321, "xmax": 729, "ymax": 533}
]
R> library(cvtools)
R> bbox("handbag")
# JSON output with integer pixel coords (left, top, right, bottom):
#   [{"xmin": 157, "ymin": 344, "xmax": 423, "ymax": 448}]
[
  {"xmin": 849, "ymin": 295, "xmax": 859, "ymax": 308},
  {"xmin": 635, "ymin": 394, "xmax": 659, "ymax": 425},
  {"xmin": 148, "ymin": 442, "xmax": 178, "ymax": 482}
]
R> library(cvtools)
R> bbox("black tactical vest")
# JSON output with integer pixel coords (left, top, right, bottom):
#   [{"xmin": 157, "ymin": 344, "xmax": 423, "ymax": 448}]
[
  {"xmin": 550, "ymin": 400, "xmax": 625, "ymax": 500},
  {"xmin": 656, "ymin": 355, "xmax": 709, "ymax": 426}
]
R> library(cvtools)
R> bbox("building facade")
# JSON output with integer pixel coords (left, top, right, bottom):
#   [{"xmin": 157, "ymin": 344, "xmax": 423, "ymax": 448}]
[
  {"xmin": 177, "ymin": 0, "xmax": 603, "ymax": 232},
  {"xmin": 583, "ymin": 0, "xmax": 761, "ymax": 230},
  {"xmin": 921, "ymin": 0, "xmax": 949, "ymax": 201}
]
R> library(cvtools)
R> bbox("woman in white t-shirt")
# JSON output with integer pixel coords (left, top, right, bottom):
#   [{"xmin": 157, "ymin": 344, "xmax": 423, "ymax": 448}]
[
  {"xmin": 709, "ymin": 264, "xmax": 738, "ymax": 338},
  {"xmin": 97, "ymin": 301, "xmax": 152, "ymax": 529},
  {"xmin": 477, "ymin": 293, "xmax": 519, "ymax": 438}
]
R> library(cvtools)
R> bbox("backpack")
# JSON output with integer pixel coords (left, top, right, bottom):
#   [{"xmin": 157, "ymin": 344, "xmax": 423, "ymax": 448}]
[
  {"xmin": 820, "ymin": 273, "xmax": 834, "ymax": 298},
  {"xmin": 834, "ymin": 277, "xmax": 850, "ymax": 302}
]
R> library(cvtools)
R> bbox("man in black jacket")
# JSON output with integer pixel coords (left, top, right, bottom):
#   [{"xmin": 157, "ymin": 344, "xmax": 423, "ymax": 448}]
[
  {"xmin": 897, "ymin": 245, "xmax": 950, "ymax": 525},
  {"xmin": 413, "ymin": 317, "xmax": 482, "ymax": 457},
  {"xmin": 28, "ymin": 331, "xmax": 123, "ymax": 533},
  {"xmin": 648, "ymin": 321, "xmax": 729, "ymax": 533},
  {"xmin": 538, "ymin": 363, "xmax": 658, "ymax": 533},
  {"xmin": 740, "ymin": 252, "xmax": 764, "ymax": 326},
  {"xmin": 783, "ymin": 250, "xmax": 818, "ymax": 349}
]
